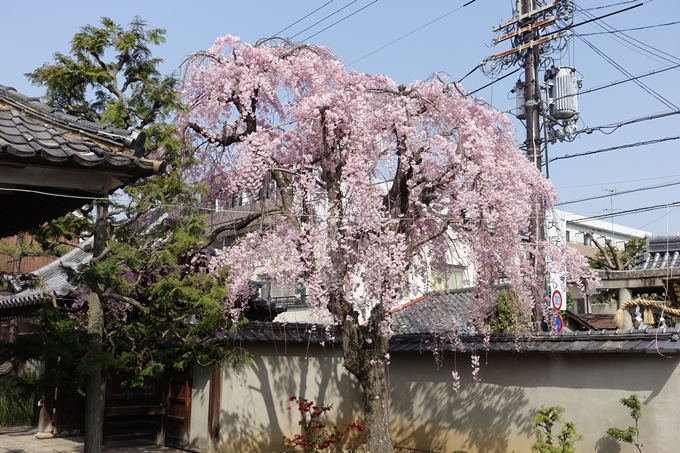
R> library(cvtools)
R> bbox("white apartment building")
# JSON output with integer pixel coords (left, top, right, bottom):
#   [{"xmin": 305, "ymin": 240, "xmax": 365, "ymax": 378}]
[{"xmin": 549, "ymin": 209, "xmax": 651, "ymax": 252}]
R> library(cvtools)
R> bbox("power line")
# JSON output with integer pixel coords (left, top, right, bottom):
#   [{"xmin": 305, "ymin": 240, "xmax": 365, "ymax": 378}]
[
  {"xmin": 577, "ymin": 63, "xmax": 680, "ymax": 97},
  {"xmin": 577, "ymin": 201, "xmax": 680, "ymax": 222},
  {"xmin": 574, "ymin": 110, "xmax": 680, "ymax": 136},
  {"xmin": 582, "ymin": 0, "xmax": 639, "ymax": 11},
  {"xmin": 273, "ymin": 1, "xmax": 335, "ymax": 37},
  {"xmin": 575, "ymin": 34, "xmax": 679, "ymax": 111},
  {"xmin": 556, "ymin": 179, "xmax": 680, "ymax": 206},
  {"xmin": 549, "ymin": 135, "xmax": 680, "ymax": 163},
  {"xmin": 290, "ymin": 1, "xmax": 358, "ymax": 40},
  {"xmin": 468, "ymin": 67, "xmax": 521, "ymax": 95},
  {"xmin": 457, "ymin": 64, "xmax": 481, "ymax": 84},
  {"xmin": 635, "ymin": 206, "xmax": 680, "ymax": 232},
  {"xmin": 578, "ymin": 20, "xmax": 680, "ymax": 36},
  {"xmin": 556, "ymin": 2, "xmax": 643, "ymax": 35},
  {"xmin": 348, "ymin": 0, "xmax": 478, "ymax": 66},
  {"xmin": 0, "ymin": 186, "xmax": 551, "ymax": 224},
  {"xmin": 300, "ymin": 0, "xmax": 378, "ymax": 42},
  {"xmin": 573, "ymin": 2, "xmax": 680, "ymax": 66},
  {"xmin": 0, "ymin": 186, "xmax": 110, "ymax": 202},
  {"xmin": 556, "ymin": 173, "xmax": 680, "ymax": 190}
]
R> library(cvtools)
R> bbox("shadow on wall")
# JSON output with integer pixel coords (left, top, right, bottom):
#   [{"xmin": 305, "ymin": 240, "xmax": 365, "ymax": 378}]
[
  {"xmin": 482, "ymin": 352, "xmax": 678, "ymax": 399},
  {"xmin": 391, "ymin": 349, "xmax": 679, "ymax": 453},
  {"xmin": 389, "ymin": 351, "xmax": 532, "ymax": 453},
  {"xmin": 218, "ymin": 342, "xmax": 362, "ymax": 452},
  {"xmin": 595, "ymin": 435, "xmax": 622, "ymax": 453}
]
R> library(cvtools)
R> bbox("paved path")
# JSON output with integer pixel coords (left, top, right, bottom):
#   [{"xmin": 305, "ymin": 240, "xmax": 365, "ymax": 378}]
[{"xmin": 0, "ymin": 427, "xmax": 177, "ymax": 453}]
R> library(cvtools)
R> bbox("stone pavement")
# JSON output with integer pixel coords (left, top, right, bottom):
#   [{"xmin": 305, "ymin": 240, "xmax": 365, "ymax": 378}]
[{"xmin": 0, "ymin": 427, "xmax": 177, "ymax": 453}]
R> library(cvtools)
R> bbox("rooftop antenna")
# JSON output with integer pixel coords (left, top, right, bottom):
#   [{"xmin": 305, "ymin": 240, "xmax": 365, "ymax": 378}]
[{"xmin": 604, "ymin": 188, "xmax": 616, "ymax": 243}]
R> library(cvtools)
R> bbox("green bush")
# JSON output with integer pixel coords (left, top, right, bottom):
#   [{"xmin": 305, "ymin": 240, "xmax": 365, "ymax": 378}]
[
  {"xmin": 531, "ymin": 406, "xmax": 582, "ymax": 453},
  {"xmin": 0, "ymin": 375, "xmax": 40, "ymax": 427},
  {"xmin": 490, "ymin": 290, "xmax": 531, "ymax": 333},
  {"xmin": 606, "ymin": 394, "xmax": 643, "ymax": 453}
]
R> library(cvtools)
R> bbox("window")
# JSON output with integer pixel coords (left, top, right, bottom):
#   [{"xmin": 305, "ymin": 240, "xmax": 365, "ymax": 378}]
[
  {"xmin": 431, "ymin": 265, "xmax": 466, "ymax": 290},
  {"xmin": 258, "ymin": 275, "xmax": 308, "ymax": 307},
  {"xmin": 565, "ymin": 230, "xmax": 570, "ymax": 243}
]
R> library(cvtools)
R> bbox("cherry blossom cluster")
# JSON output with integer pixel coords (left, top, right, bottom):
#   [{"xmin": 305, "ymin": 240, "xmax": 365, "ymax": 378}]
[{"xmin": 181, "ymin": 35, "xmax": 595, "ymax": 336}]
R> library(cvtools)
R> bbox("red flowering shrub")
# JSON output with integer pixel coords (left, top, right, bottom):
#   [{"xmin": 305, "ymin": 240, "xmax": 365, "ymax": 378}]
[{"xmin": 283, "ymin": 396, "xmax": 362, "ymax": 452}]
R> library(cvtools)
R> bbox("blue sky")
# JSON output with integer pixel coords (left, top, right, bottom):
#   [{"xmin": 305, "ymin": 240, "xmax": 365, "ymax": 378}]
[{"xmin": 2, "ymin": 0, "xmax": 678, "ymax": 236}]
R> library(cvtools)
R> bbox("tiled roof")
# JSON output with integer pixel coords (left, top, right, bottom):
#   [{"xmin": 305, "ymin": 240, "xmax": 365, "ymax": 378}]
[
  {"xmin": 0, "ymin": 84, "xmax": 164, "ymax": 237},
  {"xmin": 635, "ymin": 236, "xmax": 680, "ymax": 270},
  {"xmin": 0, "ymin": 238, "xmax": 92, "ymax": 320},
  {"xmin": 0, "ymin": 84, "xmax": 150, "ymax": 166},
  {"xmin": 391, "ymin": 288, "xmax": 479, "ymax": 335},
  {"xmin": 220, "ymin": 321, "xmax": 680, "ymax": 354}
]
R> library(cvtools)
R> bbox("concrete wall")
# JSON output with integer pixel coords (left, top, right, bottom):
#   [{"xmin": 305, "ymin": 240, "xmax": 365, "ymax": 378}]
[{"xmin": 193, "ymin": 341, "xmax": 680, "ymax": 453}]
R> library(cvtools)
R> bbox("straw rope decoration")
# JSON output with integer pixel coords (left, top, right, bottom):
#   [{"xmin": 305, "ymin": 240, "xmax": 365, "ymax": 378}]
[{"xmin": 613, "ymin": 298, "xmax": 680, "ymax": 329}]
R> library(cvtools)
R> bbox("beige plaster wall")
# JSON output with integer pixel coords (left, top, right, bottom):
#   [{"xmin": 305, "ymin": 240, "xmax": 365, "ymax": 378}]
[
  {"xmin": 389, "ymin": 351, "xmax": 680, "ymax": 453},
  {"xmin": 215, "ymin": 342, "xmax": 363, "ymax": 453},
  {"xmin": 195, "ymin": 341, "xmax": 680, "ymax": 453},
  {"xmin": 189, "ymin": 365, "xmax": 211, "ymax": 451}
]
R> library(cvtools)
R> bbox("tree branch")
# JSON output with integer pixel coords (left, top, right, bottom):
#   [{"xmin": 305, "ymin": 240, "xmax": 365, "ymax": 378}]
[
  {"xmin": 208, "ymin": 205, "xmax": 282, "ymax": 244},
  {"xmin": 586, "ymin": 231, "xmax": 617, "ymax": 270}
]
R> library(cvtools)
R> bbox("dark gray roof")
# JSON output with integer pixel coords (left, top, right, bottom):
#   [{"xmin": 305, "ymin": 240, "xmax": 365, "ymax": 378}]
[
  {"xmin": 0, "ymin": 84, "xmax": 148, "ymax": 164},
  {"xmin": 221, "ymin": 321, "xmax": 680, "ymax": 354},
  {"xmin": 218, "ymin": 322, "xmax": 339, "ymax": 344},
  {"xmin": 0, "ymin": 84, "xmax": 164, "ymax": 237},
  {"xmin": 0, "ymin": 238, "xmax": 92, "ymax": 320},
  {"xmin": 391, "ymin": 288, "xmax": 478, "ymax": 335},
  {"xmin": 635, "ymin": 236, "xmax": 680, "ymax": 270}
]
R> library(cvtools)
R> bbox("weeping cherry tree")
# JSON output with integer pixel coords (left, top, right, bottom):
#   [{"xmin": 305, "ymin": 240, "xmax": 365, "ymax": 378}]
[{"xmin": 179, "ymin": 36, "xmax": 593, "ymax": 453}]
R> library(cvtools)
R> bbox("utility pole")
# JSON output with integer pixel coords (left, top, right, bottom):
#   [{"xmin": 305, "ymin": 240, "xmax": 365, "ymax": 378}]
[
  {"xmin": 483, "ymin": 0, "xmax": 573, "ymax": 327},
  {"xmin": 521, "ymin": 0, "xmax": 542, "ymax": 173},
  {"xmin": 520, "ymin": 0, "xmax": 547, "ymax": 324}
]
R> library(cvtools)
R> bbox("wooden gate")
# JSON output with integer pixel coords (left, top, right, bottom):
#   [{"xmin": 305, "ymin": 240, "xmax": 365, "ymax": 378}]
[
  {"xmin": 53, "ymin": 386, "xmax": 85, "ymax": 433},
  {"xmin": 102, "ymin": 373, "xmax": 164, "ymax": 445},
  {"xmin": 164, "ymin": 368, "xmax": 192, "ymax": 449}
]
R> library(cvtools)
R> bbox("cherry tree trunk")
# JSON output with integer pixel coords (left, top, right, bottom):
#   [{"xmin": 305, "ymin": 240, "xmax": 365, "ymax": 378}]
[
  {"xmin": 341, "ymin": 320, "xmax": 393, "ymax": 453},
  {"xmin": 358, "ymin": 360, "xmax": 392, "ymax": 453}
]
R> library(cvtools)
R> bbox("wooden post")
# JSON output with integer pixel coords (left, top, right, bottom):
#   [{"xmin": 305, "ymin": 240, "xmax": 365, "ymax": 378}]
[{"xmin": 208, "ymin": 366, "xmax": 222, "ymax": 451}]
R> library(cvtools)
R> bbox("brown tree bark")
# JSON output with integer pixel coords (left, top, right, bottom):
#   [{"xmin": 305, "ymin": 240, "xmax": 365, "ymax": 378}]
[
  {"xmin": 357, "ymin": 354, "xmax": 392, "ymax": 453},
  {"xmin": 84, "ymin": 205, "xmax": 107, "ymax": 453},
  {"xmin": 84, "ymin": 291, "xmax": 105, "ymax": 453},
  {"xmin": 339, "ymin": 307, "xmax": 393, "ymax": 453}
]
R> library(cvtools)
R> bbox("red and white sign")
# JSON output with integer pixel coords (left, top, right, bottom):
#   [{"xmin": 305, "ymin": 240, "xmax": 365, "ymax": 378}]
[
  {"xmin": 551, "ymin": 289, "xmax": 564, "ymax": 311},
  {"xmin": 549, "ymin": 272, "xmax": 566, "ymax": 311}
]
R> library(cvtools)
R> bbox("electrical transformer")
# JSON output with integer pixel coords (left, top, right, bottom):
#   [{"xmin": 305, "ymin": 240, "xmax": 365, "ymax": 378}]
[
  {"xmin": 546, "ymin": 66, "xmax": 579, "ymax": 119},
  {"xmin": 514, "ymin": 79, "xmax": 526, "ymax": 120}
]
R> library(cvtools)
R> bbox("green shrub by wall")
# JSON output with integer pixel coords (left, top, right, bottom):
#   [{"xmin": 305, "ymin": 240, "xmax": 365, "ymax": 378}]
[{"xmin": 0, "ymin": 375, "xmax": 39, "ymax": 427}]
